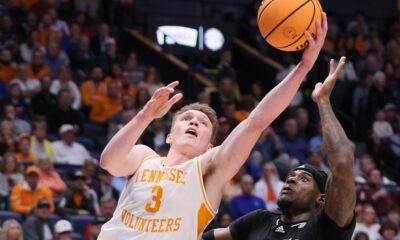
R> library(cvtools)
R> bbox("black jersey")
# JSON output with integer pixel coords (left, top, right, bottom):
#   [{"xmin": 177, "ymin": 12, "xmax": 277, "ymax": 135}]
[{"xmin": 229, "ymin": 209, "xmax": 355, "ymax": 240}]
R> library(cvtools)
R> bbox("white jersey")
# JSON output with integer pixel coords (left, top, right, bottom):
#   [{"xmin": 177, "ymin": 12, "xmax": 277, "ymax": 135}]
[{"xmin": 98, "ymin": 155, "xmax": 216, "ymax": 239}]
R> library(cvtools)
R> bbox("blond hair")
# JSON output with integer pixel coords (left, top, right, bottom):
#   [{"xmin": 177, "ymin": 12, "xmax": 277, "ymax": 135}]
[
  {"xmin": 172, "ymin": 103, "xmax": 218, "ymax": 140},
  {"xmin": 0, "ymin": 219, "xmax": 23, "ymax": 240}
]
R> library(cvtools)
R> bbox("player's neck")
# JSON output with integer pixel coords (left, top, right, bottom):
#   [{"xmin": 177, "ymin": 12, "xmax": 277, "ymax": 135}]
[
  {"xmin": 164, "ymin": 148, "xmax": 194, "ymax": 166},
  {"xmin": 281, "ymin": 209, "xmax": 316, "ymax": 223}
]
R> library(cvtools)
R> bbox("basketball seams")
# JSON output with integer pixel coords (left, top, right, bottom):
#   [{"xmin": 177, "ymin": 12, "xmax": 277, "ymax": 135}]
[
  {"xmin": 276, "ymin": 0, "xmax": 317, "ymax": 49},
  {"xmin": 263, "ymin": 0, "xmax": 312, "ymax": 40},
  {"xmin": 257, "ymin": 0, "xmax": 276, "ymax": 25}
]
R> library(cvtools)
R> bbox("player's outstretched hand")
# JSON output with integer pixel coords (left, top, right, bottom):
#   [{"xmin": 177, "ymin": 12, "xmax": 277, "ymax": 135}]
[
  {"xmin": 301, "ymin": 12, "xmax": 328, "ymax": 70},
  {"xmin": 312, "ymin": 56, "xmax": 346, "ymax": 103},
  {"xmin": 144, "ymin": 81, "xmax": 183, "ymax": 119}
]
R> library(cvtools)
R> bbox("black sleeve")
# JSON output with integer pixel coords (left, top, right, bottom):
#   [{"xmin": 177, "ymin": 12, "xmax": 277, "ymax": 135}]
[
  {"xmin": 303, "ymin": 209, "xmax": 356, "ymax": 240},
  {"xmin": 229, "ymin": 210, "xmax": 264, "ymax": 240}
]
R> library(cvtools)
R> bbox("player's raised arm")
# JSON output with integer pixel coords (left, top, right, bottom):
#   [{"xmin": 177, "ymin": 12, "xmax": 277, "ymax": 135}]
[
  {"xmin": 202, "ymin": 13, "xmax": 328, "ymax": 191},
  {"xmin": 100, "ymin": 81, "xmax": 183, "ymax": 177},
  {"xmin": 312, "ymin": 57, "xmax": 356, "ymax": 227}
]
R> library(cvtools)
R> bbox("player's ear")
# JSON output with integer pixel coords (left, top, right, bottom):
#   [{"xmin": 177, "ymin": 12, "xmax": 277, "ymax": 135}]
[
  {"xmin": 166, "ymin": 133, "xmax": 172, "ymax": 144},
  {"xmin": 316, "ymin": 194, "xmax": 325, "ymax": 208},
  {"xmin": 206, "ymin": 143, "xmax": 213, "ymax": 150}
]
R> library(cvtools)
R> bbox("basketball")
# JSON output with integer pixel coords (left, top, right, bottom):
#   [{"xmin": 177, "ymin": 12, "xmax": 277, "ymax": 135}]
[{"xmin": 257, "ymin": 0, "xmax": 323, "ymax": 51}]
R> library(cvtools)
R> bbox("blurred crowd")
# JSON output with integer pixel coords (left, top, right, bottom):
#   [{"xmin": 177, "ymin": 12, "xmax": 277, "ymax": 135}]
[{"xmin": 0, "ymin": 0, "xmax": 396, "ymax": 240}]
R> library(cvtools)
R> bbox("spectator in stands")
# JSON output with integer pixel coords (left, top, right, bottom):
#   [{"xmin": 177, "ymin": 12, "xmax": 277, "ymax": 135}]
[
  {"xmin": 353, "ymin": 232, "xmax": 370, "ymax": 240},
  {"xmin": 83, "ymin": 216, "xmax": 107, "ymax": 240},
  {"xmin": 97, "ymin": 37, "xmax": 124, "ymax": 76},
  {"xmin": 50, "ymin": 66, "xmax": 81, "ymax": 110},
  {"xmin": 53, "ymin": 124, "xmax": 92, "ymax": 166},
  {"xmin": 54, "ymin": 219, "xmax": 73, "ymax": 240},
  {"xmin": 0, "ymin": 120, "xmax": 17, "ymax": 154},
  {"xmin": 372, "ymin": 109, "xmax": 394, "ymax": 139},
  {"xmin": 119, "ymin": 70, "xmax": 137, "ymax": 97},
  {"xmin": 355, "ymin": 155, "xmax": 394, "ymax": 185},
  {"xmin": 11, "ymin": 166, "xmax": 54, "ymax": 216},
  {"xmin": 37, "ymin": 154, "xmax": 66, "ymax": 198},
  {"xmin": 82, "ymin": 160, "xmax": 99, "ymax": 189},
  {"xmin": 279, "ymin": 117, "xmax": 309, "ymax": 166},
  {"xmin": 48, "ymin": 8, "xmax": 70, "ymax": 39},
  {"xmin": 213, "ymin": 117, "xmax": 231, "ymax": 146},
  {"xmin": 59, "ymin": 170, "xmax": 99, "ymax": 217},
  {"xmin": 2, "ymin": 103, "xmax": 31, "ymax": 135},
  {"xmin": 89, "ymin": 81, "xmax": 121, "ymax": 123},
  {"xmin": 10, "ymin": 64, "xmax": 41, "ymax": 102},
  {"xmin": 46, "ymin": 89, "xmax": 83, "ymax": 135},
  {"xmin": 80, "ymin": 66, "xmax": 107, "ymax": 110},
  {"xmin": 0, "ymin": 219, "xmax": 23, "ymax": 240},
  {"xmin": 379, "ymin": 222, "xmax": 398, "ymax": 240},
  {"xmin": 20, "ymin": 31, "xmax": 45, "ymax": 63},
  {"xmin": 385, "ymin": 206, "xmax": 400, "ymax": 228},
  {"xmin": 27, "ymin": 50, "xmax": 51, "ymax": 81},
  {"xmin": 90, "ymin": 23, "xmax": 111, "ymax": 55},
  {"xmin": 68, "ymin": 35, "xmax": 96, "ymax": 83},
  {"xmin": 107, "ymin": 109, "xmax": 136, "ymax": 140},
  {"xmin": 254, "ymin": 162, "xmax": 283, "ymax": 211},
  {"xmin": 42, "ymin": 41, "xmax": 69, "ymax": 78},
  {"xmin": 234, "ymin": 95, "xmax": 255, "ymax": 123},
  {"xmin": 98, "ymin": 197, "xmax": 117, "ymax": 219},
  {"xmin": 30, "ymin": 75, "xmax": 57, "ymax": 118},
  {"xmin": 30, "ymin": 120, "xmax": 55, "ymax": 161},
  {"xmin": 0, "ymin": 14, "xmax": 24, "ymax": 44},
  {"xmin": 138, "ymin": 66, "xmax": 164, "ymax": 96},
  {"xmin": 124, "ymin": 52, "xmax": 145, "ymax": 86},
  {"xmin": 94, "ymin": 169, "xmax": 119, "ymax": 203},
  {"xmin": 384, "ymin": 103, "xmax": 400, "ymax": 134},
  {"xmin": 22, "ymin": 198, "xmax": 55, "ymax": 240},
  {"xmin": 0, "ymin": 49, "xmax": 16, "ymax": 85},
  {"xmin": 197, "ymin": 90, "xmax": 210, "ymax": 105},
  {"xmin": 352, "ymin": 204, "xmax": 381, "ymax": 240},
  {"xmin": 210, "ymin": 77, "xmax": 239, "ymax": 116},
  {"xmin": 357, "ymin": 168, "xmax": 398, "ymax": 218},
  {"xmin": 15, "ymin": 133, "xmax": 35, "ymax": 163},
  {"xmin": 230, "ymin": 174, "xmax": 265, "ymax": 219},
  {"xmin": 134, "ymin": 87, "xmax": 150, "ymax": 110},
  {"xmin": 0, "ymin": 152, "xmax": 23, "ymax": 209},
  {"xmin": 4, "ymin": 83, "xmax": 30, "ymax": 120},
  {"xmin": 251, "ymin": 126, "xmax": 284, "ymax": 166},
  {"xmin": 222, "ymin": 167, "xmax": 245, "ymax": 202}
]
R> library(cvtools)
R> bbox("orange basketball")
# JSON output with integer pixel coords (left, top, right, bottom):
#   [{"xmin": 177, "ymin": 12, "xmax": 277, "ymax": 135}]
[{"xmin": 257, "ymin": 0, "xmax": 323, "ymax": 51}]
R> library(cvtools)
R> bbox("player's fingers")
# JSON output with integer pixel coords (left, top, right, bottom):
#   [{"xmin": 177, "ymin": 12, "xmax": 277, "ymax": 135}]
[
  {"xmin": 168, "ymin": 93, "xmax": 183, "ymax": 106},
  {"xmin": 304, "ymin": 31, "xmax": 314, "ymax": 46},
  {"xmin": 329, "ymin": 59, "xmax": 335, "ymax": 75},
  {"xmin": 167, "ymin": 81, "xmax": 180, "ymax": 89},
  {"xmin": 333, "ymin": 56, "xmax": 346, "ymax": 76},
  {"xmin": 322, "ymin": 12, "xmax": 328, "ymax": 34}
]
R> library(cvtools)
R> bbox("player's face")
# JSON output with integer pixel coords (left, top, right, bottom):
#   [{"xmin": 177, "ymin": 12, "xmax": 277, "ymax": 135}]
[
  {"xmin": 277, "ymin": 170, "xmax": 321, "ymax": 212},
  {"xmin": 168, "ymin": 110, "xmax": 213, "ymax": 156}
]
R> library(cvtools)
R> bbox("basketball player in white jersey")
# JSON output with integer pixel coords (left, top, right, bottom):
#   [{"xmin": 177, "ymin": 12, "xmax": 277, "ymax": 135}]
[{"xmin": 98, "ymin": 13, "xmax": 328, "ymax": 240}]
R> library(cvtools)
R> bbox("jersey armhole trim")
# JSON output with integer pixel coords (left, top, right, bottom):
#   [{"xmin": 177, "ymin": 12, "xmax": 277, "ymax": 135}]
[{"xmin": 196, "ymin": 157, "xmax": 217, "ymax": 215}]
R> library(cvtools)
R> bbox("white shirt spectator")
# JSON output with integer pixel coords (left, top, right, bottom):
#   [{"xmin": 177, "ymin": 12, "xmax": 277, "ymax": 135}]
[
  {"xmin": 254, "ymin": 178, "xmax": 283, "ymax": 211},
  {"xmin": 52, "ymin": 140, "xmax": 92, "ymax": 166},
  {"xmin": 50, "ymin": 79, "xmax": 81, "ymax": 110},
  {"xmin": 352, "ymin": 222, "xmax": 381, "ymax": 240},
  {"xmin": 372, "ymin": 120, "xmax": 394, "ymax": 139}
]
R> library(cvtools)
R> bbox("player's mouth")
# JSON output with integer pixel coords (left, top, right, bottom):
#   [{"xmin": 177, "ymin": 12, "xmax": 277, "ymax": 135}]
[
  {"xmin": 185, "ymin": 128, "xmax": 198, "ymax": 138},
  {"xmin": 281, "ymin": 186, "xmax": 294, "ymax": 194}
]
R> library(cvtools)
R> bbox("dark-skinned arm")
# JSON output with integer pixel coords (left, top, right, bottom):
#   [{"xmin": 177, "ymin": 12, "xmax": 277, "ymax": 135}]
[{"xmin": 312, "ymin": 57, "xmax": 356, "ymax": 228}]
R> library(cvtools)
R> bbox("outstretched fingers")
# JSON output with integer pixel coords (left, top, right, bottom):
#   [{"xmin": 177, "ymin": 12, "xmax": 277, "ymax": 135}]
[
  {"xmin": 167, "ymin": 81, "xmax": 180, "ymax": 89},
  {"xmin": 167, "ymin": 93, "xmax": 183, "ymax": 107},
  {"xmin": 332, "ymin": 56, "xmax": 346, "ymax": 77}
]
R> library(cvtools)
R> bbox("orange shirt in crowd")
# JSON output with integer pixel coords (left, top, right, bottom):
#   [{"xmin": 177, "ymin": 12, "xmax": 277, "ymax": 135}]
[
  {"xmin": 40, "ymin": 171, "xmax": 67, "ymax": 197},
  {"xmin": 15, "ymin": 153, "xmax": 35, "ymax": 163},
  {"xmin": 80, "ymin": 81, "xmax": 107, "ymax": 107},
  {"xmin": 0, "ymin": 64, "xmax": 16, "ymax": 85},
  {"xmin": 10, "ymin": 181, "xmax": 54, "ymax": 215},
  {"xmin": 27, "ymin": 64, "xmax": 51, "ymax": 80},
  {"xmin": 89, "ymin": 96, "xmax": 122, "ymax": 123}
]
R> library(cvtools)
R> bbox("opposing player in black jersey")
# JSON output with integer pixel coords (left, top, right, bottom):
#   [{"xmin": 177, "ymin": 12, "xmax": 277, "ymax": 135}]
[{"xmin": 203, "ymin": 56, "xmax": 356, "ymax": 240}]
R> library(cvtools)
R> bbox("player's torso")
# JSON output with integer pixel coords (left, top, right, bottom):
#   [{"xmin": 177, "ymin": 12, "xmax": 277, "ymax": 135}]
[{"xmin": 98, "ymin": 156, "xmax": 215, "ymax": 240}]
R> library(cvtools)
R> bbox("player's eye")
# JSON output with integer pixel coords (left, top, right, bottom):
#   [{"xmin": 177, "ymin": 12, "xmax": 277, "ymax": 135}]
[{"xmin": 301, "ymin": 176, "xmax": 309, "ymax": 182}]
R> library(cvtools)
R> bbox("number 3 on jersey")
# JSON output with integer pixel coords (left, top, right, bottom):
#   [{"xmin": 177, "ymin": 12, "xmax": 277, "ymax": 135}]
[{"xmin": 145, "ymin": 186, "xmax": 163, "ymax": 213}]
